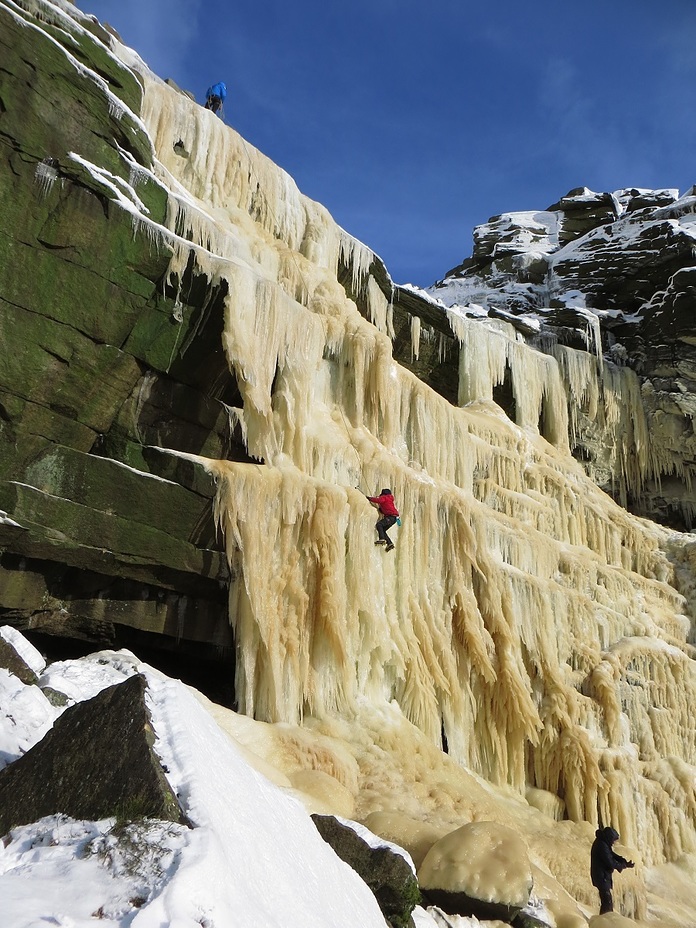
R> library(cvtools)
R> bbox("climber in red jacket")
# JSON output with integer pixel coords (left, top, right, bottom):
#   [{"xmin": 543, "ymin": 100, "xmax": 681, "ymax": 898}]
[{"xmin": 367, "ymin": 489, "xmax": 399, "ymax": 552}]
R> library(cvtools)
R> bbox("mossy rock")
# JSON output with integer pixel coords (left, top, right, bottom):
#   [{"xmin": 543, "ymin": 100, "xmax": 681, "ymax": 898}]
[
  {"xmin": 0, "ymin": 673, "xmax": 188, "ymax": 834},
  {"xmin": 312, "ymin": 814, "xmax": 420, "ymax": 928},
  {"xmin": 23, "ymin": 445, "xmax": 217, "ymax": 544},
  {"xmin": 0, "ymin": 482, "xmax": 228, "ymax": 583},
  {"xmin": 0, "ymin": 636, "xmax": 39, "ymax": 686},
  {"xmin": 0, "ymin": 6, "xmax": 151, "ymax": 178}
]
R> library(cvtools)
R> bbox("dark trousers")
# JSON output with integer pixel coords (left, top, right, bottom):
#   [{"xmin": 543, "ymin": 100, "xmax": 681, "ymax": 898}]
[
  {"xmin": 597, "ymin": 885, "xmax": 613, "ymax": 914},
  {"xmin": 205, "ymin": 95, "xmax": 222, "ymax": 113},
  {"xmin": 376, "ymin": 514, "xmax": 397, "ymax": 543}
]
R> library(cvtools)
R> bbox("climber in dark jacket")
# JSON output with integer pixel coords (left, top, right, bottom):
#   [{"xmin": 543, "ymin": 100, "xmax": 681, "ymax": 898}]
[
  {"xmin": 367, "ymin": 489, "xmax": 399, "ymax": 552},
  {"xmin": 590, "ymin": 826, "xmax": 634, "ymax": 914},
  {"xmin": 205, "ymin": 81, "xmax": 227, "ymax": 115}
]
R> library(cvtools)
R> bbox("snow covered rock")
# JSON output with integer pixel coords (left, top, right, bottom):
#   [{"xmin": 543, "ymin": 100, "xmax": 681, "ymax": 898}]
[
  {"xmin": 640, "ymin": 265, "xmax": 696, "ymax": 348},
  {"xmin": 547, "ymin": 209, "xmax": 696, "ymax": 315},
  {"xmin": 0, "ymin": 673, "xmax": 186, "ymax": 836},
  {"xmin": 0, "ymin": 632, "xmax": 40, "ymax": 686},
  {"xmin": 312, "ymin": 813, "xmax": 421, "ymax": 928},
  {"xmin": 546, "ymin": 187, "xmax": 619, "ymax": 245},
  {"xmin": 417, "ymin": 821, "xmax": 533, "ymax": 922}
]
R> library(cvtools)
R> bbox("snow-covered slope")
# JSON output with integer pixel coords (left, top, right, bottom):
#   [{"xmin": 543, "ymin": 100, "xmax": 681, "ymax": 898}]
[{"xmin": 0, "ymin": 637, "xmax": 390, "ymax": 928}]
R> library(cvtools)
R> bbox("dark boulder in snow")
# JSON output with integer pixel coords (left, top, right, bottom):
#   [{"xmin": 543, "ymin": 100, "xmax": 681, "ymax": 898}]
[
  {"xmin": 0, "ymin": 636, "xmax": 39, "ymax": 686},
  {"xmin": 0, "ymin": 673, "xmax": 187, "ymax": 836},
  {"xmin": 312, "ymin": 814, "xmax": 421, "ymax": 928}
]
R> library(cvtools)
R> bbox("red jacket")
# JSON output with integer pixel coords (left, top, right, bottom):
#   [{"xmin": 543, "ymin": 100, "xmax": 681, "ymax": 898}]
[{"xmin": 368, "ymin": 493, "xmax": 399, "ymax": 517}]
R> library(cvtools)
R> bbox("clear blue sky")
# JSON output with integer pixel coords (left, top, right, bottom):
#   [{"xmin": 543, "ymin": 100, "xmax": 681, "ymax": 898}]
[{"xmin": 85, "ymin": 0, "xmax": 696, "ymax": 287}]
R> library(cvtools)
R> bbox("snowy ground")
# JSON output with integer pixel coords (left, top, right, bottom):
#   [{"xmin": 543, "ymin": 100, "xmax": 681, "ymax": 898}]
[{"xmin": 0, "ymin": 627, "xmax": 473, "ymax": 928}]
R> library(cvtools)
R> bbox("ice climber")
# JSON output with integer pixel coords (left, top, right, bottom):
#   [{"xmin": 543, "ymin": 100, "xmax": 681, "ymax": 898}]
[
  {"xmin": 590, "ymin": 826, "xmax": 634, "ymax": 914},
  {"xmin": 367, "ymin": 489, "xmax": 399, "ymax": 552},
  {"xmin": 205, "ymin": 82, "xmax": 227, "ymax": 115}
]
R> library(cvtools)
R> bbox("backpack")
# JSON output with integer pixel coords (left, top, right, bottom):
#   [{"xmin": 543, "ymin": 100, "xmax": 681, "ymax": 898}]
[{"xmin": 208, "ymin": 82, "xmax": 227, "ymax": 101}]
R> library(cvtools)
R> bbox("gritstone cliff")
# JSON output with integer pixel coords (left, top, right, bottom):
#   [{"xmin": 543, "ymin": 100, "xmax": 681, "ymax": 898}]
[{"xmin": 2, "ymin": 0, "xmax": 696, "ymax": 923}]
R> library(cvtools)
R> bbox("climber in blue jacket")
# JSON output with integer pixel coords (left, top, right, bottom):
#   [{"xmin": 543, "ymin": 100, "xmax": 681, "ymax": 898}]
[{"xmin": 205, "ymin": 82, "xmax": 227, "ymax": 116}]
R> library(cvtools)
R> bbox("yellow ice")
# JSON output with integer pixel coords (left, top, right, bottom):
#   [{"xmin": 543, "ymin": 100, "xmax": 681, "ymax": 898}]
[
  {"xmin": 114, "ymin": 67, "xmax": 696, "ymax": 924},
  {"xmin": 418, "ymin": 820, "xmax": 533, "ymax": 905}
]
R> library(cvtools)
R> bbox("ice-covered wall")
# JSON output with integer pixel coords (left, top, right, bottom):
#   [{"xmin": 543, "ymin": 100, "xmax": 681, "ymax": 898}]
[
  {"xmin": 448, "ymin": 312, "xmax": 656, "ymax": 508},
  {"xmin": 127, "ymin": 74, "xmax": 696, "ymax": 874}
]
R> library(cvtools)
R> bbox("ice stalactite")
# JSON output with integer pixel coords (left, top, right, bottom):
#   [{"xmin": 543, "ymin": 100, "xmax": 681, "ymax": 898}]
[
  {"xmin": 410, "ymin": 315, "xmax": 421, "ymax": 362},
  {"xmin": 129, "ymin": 73, "xmax": 696, "ymax": 870},
  {"xmin": 33, "ymin": 159, "xmax": 59, "ymax": 197},
  {"xmin": 449, "ymin": 314, "xmax": 569, "ymax": 448},
  {"xmin": 446, "ymin": 310, "xmax": 660, "ymax": 509},
  {"xmin": 551, "ymin": 345, "xmax": 651, "ymax": 504}
]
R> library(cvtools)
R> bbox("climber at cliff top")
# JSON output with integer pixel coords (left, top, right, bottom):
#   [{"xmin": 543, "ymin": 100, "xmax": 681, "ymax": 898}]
[
  {"xmin": 590, "ymin": 826, "xmax": 634, "ymax": 915},
  {"xmin": 205, "ymin": 82, "xmax": 227, "ymax": 116},
  {"xmin": 367, "ymin": 489, "xmax": 399, "ymax": 552}
]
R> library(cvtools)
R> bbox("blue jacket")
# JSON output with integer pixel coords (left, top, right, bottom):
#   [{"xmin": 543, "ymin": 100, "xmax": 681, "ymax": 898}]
[{"xmin": 206, "ymin": 82, "xmax": 227, "ymax": 101}]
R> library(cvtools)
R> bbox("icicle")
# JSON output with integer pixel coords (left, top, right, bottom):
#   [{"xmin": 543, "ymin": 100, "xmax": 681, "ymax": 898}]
[
  {"xmin": 122, "ymin": 68, "xmax": 696, "ymax": 877},
  {"xmin": 366, "ymin": 276, "xmax": 391, "ymax": 334},
  {"xmin": 34, "ymin": 158, "xmax": 58, "ymax": 196},
  {"xmin": 107, "ymin": 96, "xmax": 125, "ymax": 121},
  {"xmin": 411, "ymin": 315, "xmax": 421, "ymax": 362},
  {"xmin": 338, "ymin": 230, "xmax": 375, "ymax": 295}
]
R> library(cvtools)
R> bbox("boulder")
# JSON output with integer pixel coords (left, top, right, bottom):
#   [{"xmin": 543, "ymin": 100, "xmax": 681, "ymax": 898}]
[
  {"xmin": 619, "ymin": 187, "xmax": 678, "ymax": 213},
  {"xmin": 0, "ymin": 634, "xmax": 40, "ymax": 686},
  {"xmin": 312, "ymin": 814, "xmax": 421, "ymax": 928},
  {"xmin": 472, "ymin": 211, "xmax": 558, "ymax": 264},
  {"xmin": 0, "ymin": 673, "xmax": 187, "ymax": 835},
  {"xmin": 417, "ymin": 821, "xmax": 533, "ymax": 922},
  {"xmin": 547, "ymin": 187, "xmax": 619, "ymax": 245}
]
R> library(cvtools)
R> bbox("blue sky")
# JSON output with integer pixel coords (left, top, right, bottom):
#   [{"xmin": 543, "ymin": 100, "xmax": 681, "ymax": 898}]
[{"xmin": 85, "ymin": 0, "xmax": 696, "ymax": 287}]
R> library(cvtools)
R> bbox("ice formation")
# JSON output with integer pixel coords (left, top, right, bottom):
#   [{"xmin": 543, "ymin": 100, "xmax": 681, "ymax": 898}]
[
  {"xmin": 133, "ymin": 73, "xmax": 696, "ymax": 879},
  {"xmin": 13, "ymin": 1, "xmax": 696, "ymax": 919},
  {"xmin": 418, "ymin": 821, "xmax": 533, "ymax": 906}
]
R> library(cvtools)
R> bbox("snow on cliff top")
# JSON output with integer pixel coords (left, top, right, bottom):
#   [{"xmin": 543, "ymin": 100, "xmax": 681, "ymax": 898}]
[{"xmin": 425, "ymin": 186, "xmax": 694, "ymax": 327}]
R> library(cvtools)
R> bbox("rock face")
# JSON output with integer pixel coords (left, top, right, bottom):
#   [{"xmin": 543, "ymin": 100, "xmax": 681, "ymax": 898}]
[
  {"xmin": 430, "ymin": 185, "xmax": 696, "ymax": 528},
  {"xmin": 311, "ymin": 814, "xmax": 421, "ymax": 928},
  {"xmin": 0, "ymin": 0, "xmax": 236, "ymax": 669},
  {"xmin": 0, "ymin": 674, "xmax": 187, "ymax": 835}
]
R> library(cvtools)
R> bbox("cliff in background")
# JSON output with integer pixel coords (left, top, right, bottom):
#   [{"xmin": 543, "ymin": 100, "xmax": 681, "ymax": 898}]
[
  {"xmin": 427, "ymin": 186, "xmax": 696, "ymax": 528},
  {"xmin": 3, "ymin": 2, "xmax": 696, "ymax": 923}
]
